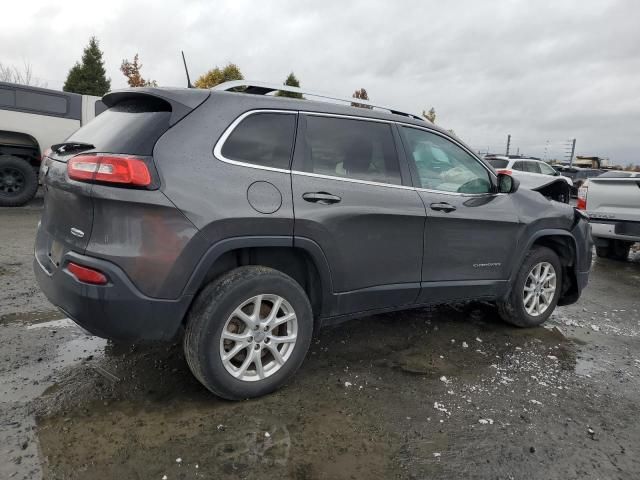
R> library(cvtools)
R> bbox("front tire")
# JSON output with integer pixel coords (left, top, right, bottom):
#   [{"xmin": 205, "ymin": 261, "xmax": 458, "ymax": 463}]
[
  {"xmin": 498, "ymin": 246, "xmax": 562, "ymax": 327},
  {"xmin": 0, "ymin": 155, "xmax": 38, "ymax": 207},
  {"xmin": 183, "ymin": 266, "xmax": 313, "ymax": 400}
]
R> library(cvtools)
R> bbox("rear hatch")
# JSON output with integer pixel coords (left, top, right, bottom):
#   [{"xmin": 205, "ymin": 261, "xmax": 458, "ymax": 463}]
[{"xmin": 35, "ymin": 88, "xmax": 209, "ymax": 274}]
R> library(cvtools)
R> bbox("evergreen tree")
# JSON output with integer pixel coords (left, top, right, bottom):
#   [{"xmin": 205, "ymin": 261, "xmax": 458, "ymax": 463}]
[
  {"xmin": 276, "ymin": 72, "xmax": 303, "ymax": 98},
  {"xmin": 63, "ymin": 37, "xmax": 111, "ymax": 96},
  {"xmin": 194, "ymin": 63, "xmax": 243, "ymax": 88}
]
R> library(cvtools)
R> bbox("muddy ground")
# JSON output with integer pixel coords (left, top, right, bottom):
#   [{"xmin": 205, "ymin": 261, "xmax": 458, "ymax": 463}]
[{"xmin": 1, "ymin": 196, "xmax": 639, "ymax": 480}]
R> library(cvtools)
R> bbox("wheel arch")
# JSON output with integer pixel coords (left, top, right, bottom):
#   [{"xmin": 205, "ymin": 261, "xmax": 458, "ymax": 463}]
[
  {"xmin": 515, "ymin": 229, "xmax": 579, "ymax": 305},
  {"xmin": 0, "ymin": 130, "xmax": 42, "ymax": 167},
  {"xmin": 183, "ymin": 236, "xmax": 333, "ymax": 320}
]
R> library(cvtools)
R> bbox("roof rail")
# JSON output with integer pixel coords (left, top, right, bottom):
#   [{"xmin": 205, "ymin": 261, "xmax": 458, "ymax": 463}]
[{"xmin": 211, "ymin": 80, "xmax": 425, "ymax": 121}]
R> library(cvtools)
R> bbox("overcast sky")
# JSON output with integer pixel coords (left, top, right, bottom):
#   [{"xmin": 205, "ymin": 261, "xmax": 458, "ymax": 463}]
[{"xmin": 2, "ymin": 0, "xmax": 639, "ymax": 164}]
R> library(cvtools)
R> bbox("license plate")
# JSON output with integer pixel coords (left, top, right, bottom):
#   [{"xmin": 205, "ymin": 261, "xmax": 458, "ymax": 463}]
[{"xmin": 615, "ymin": 222, "xmax": 640, "ymax": 236}]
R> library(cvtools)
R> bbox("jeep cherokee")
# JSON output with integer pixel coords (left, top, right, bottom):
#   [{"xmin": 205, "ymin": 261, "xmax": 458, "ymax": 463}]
[{"xmin": 34, "ymin": 81, "xmax": 592, "ymax": 400}]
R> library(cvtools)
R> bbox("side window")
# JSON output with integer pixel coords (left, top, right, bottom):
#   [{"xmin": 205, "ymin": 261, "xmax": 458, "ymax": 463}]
[
  {"xmin": 221, "ymin": 112, "xmax": 296, "ymax": 170},
  {"xmin": 0, "ymin": 87, "xmax": 16, "ymax": 107},
  {"xmin": 16, "ymin": 90, "xmax": 68, "ymax": 115},
  {"xmin": 539, "ymin": 162, "xmax": 556, "ymax": 175},
  {"xmin": 512, "ymin": 161, "xmax": 524, "ymax": 171},
  {"xmin": 400, "ymin": 126, "xmax": 491, "ymax": 194},
  {"xmin": 301, "ymin": 115, "xmax": 402, "ymax": 185},
  {"xmin": 524, "ymin": 161, "xmax": 541, "ymax": 173}
]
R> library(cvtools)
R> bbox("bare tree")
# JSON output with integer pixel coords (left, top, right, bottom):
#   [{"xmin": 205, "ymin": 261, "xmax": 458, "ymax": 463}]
[
  {"xmin": 0, "ymin": 61, "xmax": 46, "ymax": 87},
  {"xmin": 422, "ymin": 107, "xmax": 436, "ymax": 123}
]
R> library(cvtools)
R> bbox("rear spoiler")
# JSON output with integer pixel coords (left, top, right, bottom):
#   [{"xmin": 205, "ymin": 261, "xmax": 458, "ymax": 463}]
[{"xmin": 102, "ymin": 87, "xmax": 210, "ymax": 126}]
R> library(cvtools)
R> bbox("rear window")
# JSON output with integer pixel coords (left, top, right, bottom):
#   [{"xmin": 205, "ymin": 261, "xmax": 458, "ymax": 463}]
[
  {"xmin": 487, "ymin": 159, "xmax": 509, "ymax": 169},
  {"xmin": 221, "ymin": 112, "xmax": 296, "ymax": 170},
  {"xmin": 65, "ymin": 98, "xmax": 171, "ymax": 155},
  {"xmin": 598, "ymin": 171, "xmax": 633, "ymax": 178}
]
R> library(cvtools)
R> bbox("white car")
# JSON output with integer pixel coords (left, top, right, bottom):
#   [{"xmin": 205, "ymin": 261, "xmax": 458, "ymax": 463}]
[{"xmin": 485, "ymin": 156, "xmax": 573, "ymax": 191}]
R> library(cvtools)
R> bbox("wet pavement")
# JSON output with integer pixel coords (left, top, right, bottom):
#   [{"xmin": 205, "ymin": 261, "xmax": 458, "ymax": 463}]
[{"xmin": 2, "ymin": 197, "xmax": 639, "ymax": 479}]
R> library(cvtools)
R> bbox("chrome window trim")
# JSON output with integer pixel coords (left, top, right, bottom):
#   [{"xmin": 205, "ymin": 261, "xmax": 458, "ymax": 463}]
[
  {"xmin": 213, "ymin": 109, "xmax": 297, "ymax": 174},
  {"xmin": 291, "ymin": 170, "xmax": 414, "ymax": 191},
  {"xmin": 301, "ymin": 111, "xmax": 394, "ymax": 124},
  {"xmin": 214, "ymin": 109, "xmax": 499, "ymax": 197}
]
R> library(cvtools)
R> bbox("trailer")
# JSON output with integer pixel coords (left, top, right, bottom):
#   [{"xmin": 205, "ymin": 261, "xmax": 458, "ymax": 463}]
[{"xmin": 0, "ymin": 81, "xmax": 104, "ymax": 206}]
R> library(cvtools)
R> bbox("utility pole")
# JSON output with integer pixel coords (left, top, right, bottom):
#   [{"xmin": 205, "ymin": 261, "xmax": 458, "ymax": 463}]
[
  {"xmin": 567, "ymin": 138, "xmax": 576, "ymax": 168},
  {"xmin": 506, "ymin": 134, "xmax": 511, "ymax": 156}
]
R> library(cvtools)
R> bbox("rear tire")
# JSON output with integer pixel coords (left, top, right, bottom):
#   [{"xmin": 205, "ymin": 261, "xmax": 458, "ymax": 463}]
[
  {"xmin": 183, "ymin": 266, "xmax": 313, "ymax": 400},
  {"xmin": 0, "ymin": 155, "xmax": 38, "ymax": 207},
  {"xmin": 498, "ymin": 246, "xmax": 562, "ymax": 327},
  {"xmin": 595, "ymin": 245, "xmax": 610, "ymax": 258},
  {"xmin": 610, "ymin": 240, "xmax": 631, "ymax": 261}
]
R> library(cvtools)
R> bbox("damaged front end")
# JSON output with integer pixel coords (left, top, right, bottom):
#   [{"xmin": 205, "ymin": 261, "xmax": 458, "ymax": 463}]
[{"xmin": 519, "ymin": 177, "xmax": 571, "ymax": 203}]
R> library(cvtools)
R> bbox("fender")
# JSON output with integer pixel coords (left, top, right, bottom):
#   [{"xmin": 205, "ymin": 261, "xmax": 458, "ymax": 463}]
[
  {"xmin": 509, "ymin": 228, "xmax": 578, "ymax": 283},
  {"xmin": 182, "ymin": 235, "xmax": 334, "ymax": 315}
]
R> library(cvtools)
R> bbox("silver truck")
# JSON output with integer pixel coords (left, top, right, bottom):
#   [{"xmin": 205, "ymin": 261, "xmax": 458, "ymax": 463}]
[
  {"xmin": 0, "ymin": 81, "xmax": 104, "ymax": 206},
  {"xmin": 578, "ymin": 170, "xmax": 640, "ymax": 260}
]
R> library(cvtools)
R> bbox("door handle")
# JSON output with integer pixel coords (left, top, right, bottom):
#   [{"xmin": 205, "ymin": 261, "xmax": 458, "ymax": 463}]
[
  {"xmin": 430, "ymin": 202, "xmax": 456, "ymax": 213},
  {"xmin": 302, "ymin": 192, "xmax": 342, "ymax": 205}
]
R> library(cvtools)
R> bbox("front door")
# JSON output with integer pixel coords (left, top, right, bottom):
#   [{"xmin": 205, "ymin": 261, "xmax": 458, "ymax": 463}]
[
  {"xmin": 398, "ymin": 125, "xmax": 523, "ymax": 303},
  {"xmin": 292, "ymin": 114, "xmax": 426, "ymax": 315}
]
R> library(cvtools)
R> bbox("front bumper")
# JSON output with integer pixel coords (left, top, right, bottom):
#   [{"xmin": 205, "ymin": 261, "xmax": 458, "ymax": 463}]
[{"xmin": 34, "ymin": 250, "xmax": 192, "ymax": 342}]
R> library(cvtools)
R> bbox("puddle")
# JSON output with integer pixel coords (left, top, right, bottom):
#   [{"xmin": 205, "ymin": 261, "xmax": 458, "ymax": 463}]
[
  {"xmin": 26, "ymin": 318, "xmax": 76, "ymax": 330},
  {"xmin": 1, "ymin": 329, "xmax": 106, "ymax": 404},
  {"xmin": 0, "ymin": 309, "xmax": 63, "ymax": 326}
]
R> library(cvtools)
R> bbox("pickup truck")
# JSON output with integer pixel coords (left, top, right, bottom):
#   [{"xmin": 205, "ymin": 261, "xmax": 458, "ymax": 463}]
[
  {"xmin": 578, "ymin": 170, "xmax": 640, "ymax": 260},
  {"xmin": 0, "ymin": 81, "xmax": 104, "ymax": 206}
]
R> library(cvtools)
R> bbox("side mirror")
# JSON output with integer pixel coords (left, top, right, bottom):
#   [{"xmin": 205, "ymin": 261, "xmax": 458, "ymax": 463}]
[{"xmin": 497, "ymin": 173, "xmax": 519, "ymax": 194}]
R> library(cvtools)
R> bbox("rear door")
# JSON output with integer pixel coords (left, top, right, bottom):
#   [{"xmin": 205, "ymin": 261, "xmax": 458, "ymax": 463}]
[
  {"xmin": 398, "ymin": 125, "xmax": 522, "ymax": 303},
  {"xmin": 291, "ymin": 113, "xmax": 425, "ymax": 315}
]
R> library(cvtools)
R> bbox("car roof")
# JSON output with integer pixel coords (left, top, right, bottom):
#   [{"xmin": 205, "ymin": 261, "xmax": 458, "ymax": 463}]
[
  {"xmin": 104, "ymin": 85, "xmax": 477, "ymax": 156},
  {"xmin": 209, "ymin": 90, "xmax": 439, "ymax": 129}
]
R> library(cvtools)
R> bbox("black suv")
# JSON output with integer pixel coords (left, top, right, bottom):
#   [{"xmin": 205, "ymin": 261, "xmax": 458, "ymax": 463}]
[{"xmin": 34, "ymin": 82, "xmax": 592, "ymax": 400}]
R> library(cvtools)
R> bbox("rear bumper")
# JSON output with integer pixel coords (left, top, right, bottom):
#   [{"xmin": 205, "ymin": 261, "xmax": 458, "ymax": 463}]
[
  {"xmin": 590, "ymin": 220, "xmax": 640, "ymax": 243},
  {"xmin": 34, "ymin": 250, "xmax": 192, "ymax": 341}
]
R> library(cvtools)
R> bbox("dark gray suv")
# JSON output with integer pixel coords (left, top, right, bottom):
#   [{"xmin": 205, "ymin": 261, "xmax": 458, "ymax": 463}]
[{"xmin": 34, "ymin": 81, "xmax": 592, "ymax": 399}]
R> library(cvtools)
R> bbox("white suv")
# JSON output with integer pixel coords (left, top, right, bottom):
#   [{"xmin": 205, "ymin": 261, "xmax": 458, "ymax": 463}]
[{"xmin": 485, "ymin": 156, "xmax": 573, "ymax": 191}]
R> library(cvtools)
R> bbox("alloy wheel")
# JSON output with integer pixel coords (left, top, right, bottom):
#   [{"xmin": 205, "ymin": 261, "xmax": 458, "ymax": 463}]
[
  {"xmin": 523, "ymin": 261, "xmax": 557, "ymax": 317},
  {"xmin": 219, "ymin": 294, "xmax": 298, "ymax": 382}
]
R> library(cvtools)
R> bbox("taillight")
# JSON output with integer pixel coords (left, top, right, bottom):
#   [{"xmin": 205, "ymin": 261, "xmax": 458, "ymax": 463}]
[
  {"xmin": 68, "ymin": 155, "xmax": 152, "ymax": 186},
  {"xmin": 577, "ymin": 180, "xmax": 588, "ymax": 210},
  {"xmin": 67, "ymin": 262, "xmax": 108, "ymax": 285},
  {"xmin": 496, "ymin": 169, "xmax": 512, "ymax": 175}
]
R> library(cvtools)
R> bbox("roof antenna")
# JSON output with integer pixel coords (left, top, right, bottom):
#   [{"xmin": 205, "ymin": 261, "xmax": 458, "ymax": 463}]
[{"xmin": 181, "ymin": 51, "xmax": 193, "ymax": 88}]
